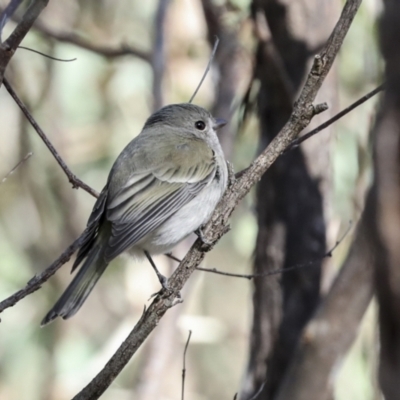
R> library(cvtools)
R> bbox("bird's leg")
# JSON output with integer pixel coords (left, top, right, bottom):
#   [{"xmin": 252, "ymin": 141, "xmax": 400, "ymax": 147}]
[
  {"xmin": 164, "ymin": 252, "xmax": 182, "ymax": 263},
  {"xmin": 144, "ymin": 251, "xmax": 169, "ymax": 291}
]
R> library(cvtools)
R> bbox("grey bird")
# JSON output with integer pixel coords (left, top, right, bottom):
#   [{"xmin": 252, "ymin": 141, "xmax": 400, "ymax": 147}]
[{"xmin": 41, "ymin": 103, "xmax": 228, "ymax": 325}]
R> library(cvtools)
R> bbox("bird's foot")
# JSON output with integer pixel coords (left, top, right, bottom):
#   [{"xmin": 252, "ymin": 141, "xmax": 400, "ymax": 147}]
[{"xmin": 195, "ymin": 226, "xmax": 213, "ymax": 246}]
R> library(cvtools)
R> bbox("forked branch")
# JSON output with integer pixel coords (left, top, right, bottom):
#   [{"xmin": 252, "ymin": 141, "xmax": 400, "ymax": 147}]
[{"xmin": 0, "ymin": 0, "xmax": 50, "ymax": 83}]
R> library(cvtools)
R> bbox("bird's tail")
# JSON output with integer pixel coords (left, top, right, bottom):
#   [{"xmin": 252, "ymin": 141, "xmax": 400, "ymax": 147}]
[{"xmin": 41, "ymin": 244, "xmax": 108, "ymax": 326}]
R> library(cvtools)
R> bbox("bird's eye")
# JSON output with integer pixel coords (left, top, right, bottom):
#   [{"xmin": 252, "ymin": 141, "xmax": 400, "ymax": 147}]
[{"xmin": 195, "ymin": 120, "xmax": 206, "ymax": 131}]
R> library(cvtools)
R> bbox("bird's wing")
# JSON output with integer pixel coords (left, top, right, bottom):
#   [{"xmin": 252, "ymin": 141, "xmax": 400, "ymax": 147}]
[
  {"xmin": 72, "ymin": 186, "xmax": 108, "ymax": 272},
  {"xmin": 104, "ymin": 137, "xmax": 216, "ymax": 261}
]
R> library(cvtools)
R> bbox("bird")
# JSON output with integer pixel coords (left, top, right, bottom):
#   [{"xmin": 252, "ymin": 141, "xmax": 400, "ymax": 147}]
[{"xmin": 41, "ymin": 103, "xmax": 228, "ymax": 325}]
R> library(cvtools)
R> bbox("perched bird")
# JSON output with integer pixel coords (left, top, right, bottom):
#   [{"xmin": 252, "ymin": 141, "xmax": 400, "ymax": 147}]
[{"xmin": 41, "ymin": 103, "xmax": 228, "ymax": 325}]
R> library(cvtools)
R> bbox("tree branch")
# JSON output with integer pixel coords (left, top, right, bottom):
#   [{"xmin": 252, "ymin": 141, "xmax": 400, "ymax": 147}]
[
  {"xmin": 0, "ymin": 0, "xmax": 23, "ymax": 41},
  {"xmin": 3, "ymin": 78, "xmax": 99, "ymax": 198},
  {"xmin": 0, "ymin": 0, "xmax": 49, "ymax": 84},
  {"xmin": 70, "ymin": 1, "xmax": 362, "ymax": 398}
]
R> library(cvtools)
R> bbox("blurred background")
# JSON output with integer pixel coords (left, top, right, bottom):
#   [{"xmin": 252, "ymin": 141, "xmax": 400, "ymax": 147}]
[{"xmin": 0, "ymin": 0, "xmax": 383, "ymax": 399}]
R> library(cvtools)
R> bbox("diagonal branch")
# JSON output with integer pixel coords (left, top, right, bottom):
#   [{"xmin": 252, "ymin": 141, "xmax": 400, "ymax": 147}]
[
  {"xmin": 3, "ymin": 78, "xmax": 99, "ymax": 198},
  {"xmin": 0, "ymin": 0, "xmax": 23, "ymax": 41},
  {"xmin": 0, "ymin": 0, "xmax": 49, "ymax": 83},
  {"xmin": 70, "ymin": 1, "xmax": 362, "ymax": 399}
]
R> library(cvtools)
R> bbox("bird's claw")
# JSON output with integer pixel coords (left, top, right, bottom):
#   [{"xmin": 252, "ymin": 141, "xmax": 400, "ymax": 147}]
[
  {"xmin": 148, "ymin": 282, "xmax": 182, "ymax": 302},
  {"xmin": 195, "ymin": 226, "xmax": 213, "ymax": 246}
]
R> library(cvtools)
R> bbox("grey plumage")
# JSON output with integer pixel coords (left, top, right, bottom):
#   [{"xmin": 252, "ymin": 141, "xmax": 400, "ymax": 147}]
[{"xmin": 41, "ymin": 103, "xmax": 228, "ymax": 325}]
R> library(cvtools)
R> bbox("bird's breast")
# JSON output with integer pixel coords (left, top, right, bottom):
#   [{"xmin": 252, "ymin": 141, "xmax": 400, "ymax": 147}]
[{"xmin": 138, "ymin": 175, "xmax": 226, "ymax": 254}]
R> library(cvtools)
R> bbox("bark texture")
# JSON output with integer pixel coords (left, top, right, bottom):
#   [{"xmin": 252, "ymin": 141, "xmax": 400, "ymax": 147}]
[
  {"xmin": 242, "ymin": 1, "xmax": 340, "ymax": 398},
  {"xmin": 375, "ymin": 2, "xmax": 400, "ymax": 398}
]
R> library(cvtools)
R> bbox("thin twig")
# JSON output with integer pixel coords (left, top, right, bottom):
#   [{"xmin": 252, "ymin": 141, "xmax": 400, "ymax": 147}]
[
  {"xmin": 3, "ymin": 78, "xmax": 99, "ymax": 198},
  {"xmin": 195, "ymin": 222, "xmax": 353, "ymax": 280},
  {"xmin": 70, "ymin": 2, "xmax": 362, "ymax": 399},
  {"xmin": 18, "ymin": 45, "xmax": 77, "ymax": 62},
  {"xmin": 235, "ymin": 84, "xmax": 384, "ymax": 179},
  {"xmin": 0, "ymin": 231, "xmax": 87, "ymax": 313},
  {"xmin": 181, "ymin": 330, "xmax": 192, "ymax": 400},
  {"xmin": 0, "ymin": 151, "xmax": 32, "ymax": 184},
  {"xmin": 286, "ymin": 84, "xmax": 385, "ymax": 152},
  {"xmin": 195, "ymin": 267, "xmax": 253, "ymax": 279},
  {"xmin": 188, "ymin": 37, "xmax": 219, "ymax": 104}
]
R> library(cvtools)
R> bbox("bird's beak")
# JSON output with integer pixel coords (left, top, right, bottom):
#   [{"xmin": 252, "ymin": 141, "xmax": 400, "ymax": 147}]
[{"xmin": 214, "ymin": 118, "xmax": 227, "ymax": 130}]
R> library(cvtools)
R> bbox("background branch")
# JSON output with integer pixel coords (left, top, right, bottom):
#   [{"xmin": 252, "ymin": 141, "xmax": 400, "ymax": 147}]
[
  {"xmin": 274, "ymin": 191, "xmax": 375, "ymax": 400},
  {"xmin": 201, "ymin": 0, "xmax": 241, "ymax": 157},
  {"xmin": 151, "ymin": 0, "xmax": 170, "ymax": 111},
  {"xmin": 0, "ymin": 151, "xmax": 32, "ymax": 184},
  {"xmin": 374, "ymin": 2, "xmax": 400, "ymax": 397}
]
